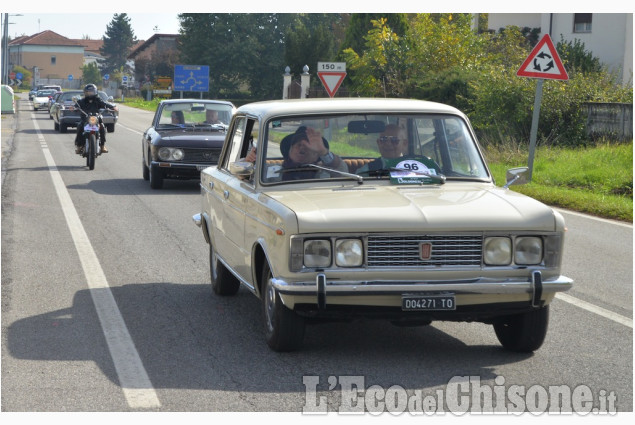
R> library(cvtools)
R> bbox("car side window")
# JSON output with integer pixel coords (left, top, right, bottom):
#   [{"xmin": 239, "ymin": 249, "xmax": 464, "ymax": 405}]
[{"xmin": 221, "ymin": 116, "xmax": 247, "ymax": 171}]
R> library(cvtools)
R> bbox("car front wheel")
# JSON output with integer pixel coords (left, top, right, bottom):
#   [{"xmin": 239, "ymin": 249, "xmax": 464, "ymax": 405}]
[
  {"xmin": 209, "ymin": 242, "xmax": 239, "ymax": 295},
  {"xmin": 493, "ymin": 306, "xmax": 549, "ymax": 352},
  {"xmin": 149, "ymin": 164, "xmax": 164, "ymax": 189},
  {"xmin": 262, "ymin": 261, "xmax": 305, "ymax": 352}
]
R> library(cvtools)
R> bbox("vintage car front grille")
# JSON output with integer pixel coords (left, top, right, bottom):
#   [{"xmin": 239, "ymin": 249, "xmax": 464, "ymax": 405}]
[
  {"xmin": 367, "ymin": 235, "xmax": 483, "ymax": 267},
  {"xmin": 183, "ymin": 148, "xmax": 221, "ymax": 163}
]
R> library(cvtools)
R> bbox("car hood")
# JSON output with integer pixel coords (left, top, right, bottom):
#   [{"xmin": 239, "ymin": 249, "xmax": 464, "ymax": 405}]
[
  {"xmin": 155, "ymin": 132, "xmax": 226, "ymax": 144},
  {"xmin": 265, "ymin": 183, "xmax": 559, "ymax": 233}
]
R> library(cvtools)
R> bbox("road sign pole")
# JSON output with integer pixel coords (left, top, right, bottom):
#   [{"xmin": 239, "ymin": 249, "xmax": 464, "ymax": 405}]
[{"xmin": 527, "ymin": 78, "xmax": 544, "ymax": 182}]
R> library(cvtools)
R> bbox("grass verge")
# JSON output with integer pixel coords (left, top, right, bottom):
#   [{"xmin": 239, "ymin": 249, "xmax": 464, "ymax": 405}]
[{"xmin": 485, "ymin": 142, "xmax": 633, "ymax": 222}]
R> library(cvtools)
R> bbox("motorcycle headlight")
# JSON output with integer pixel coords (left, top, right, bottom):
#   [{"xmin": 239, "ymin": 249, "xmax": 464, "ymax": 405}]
[
  {"xmin": 514, "ymin": 237, "xmax": 543, "ymax": 265},
  {"xmin": 483, "ymin": 237, "xmax": 512, "ymax": 265},
  {"xmin": 335, "ymin": 239, "xmax": 363, "ymax": 267},
  {"xmin": 303, "ymin": 240, "xmax": 331, "ymax": 268},
  {"xmin": 88, "ymin": 116, "xmax": 99, "ymax": 125}
]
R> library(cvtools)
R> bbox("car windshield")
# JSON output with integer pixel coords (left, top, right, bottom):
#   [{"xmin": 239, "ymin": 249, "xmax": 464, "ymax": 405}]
[
  {"xmin": 258, "ymin": 113, "xmax": 490, "ymax": 184},
  {"xmin": 98, "ymin": 91, "xmax": 111, "ymax": 102},
  {"xmin": 60, "ymin": 92, "xmax": 82, "ymax": 101},
  {"xmin": 37, "ymin": 90, "xmax": 56, "ymax": 97},
  {"xmin": 157, "ymin": 102, "xmax": 233, "ymax": 129}
]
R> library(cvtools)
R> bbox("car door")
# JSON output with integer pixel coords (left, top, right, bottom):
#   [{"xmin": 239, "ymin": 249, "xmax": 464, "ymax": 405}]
[{"xmin": 208, "ymin": 116, "xmax": 251, "ymax": 279}]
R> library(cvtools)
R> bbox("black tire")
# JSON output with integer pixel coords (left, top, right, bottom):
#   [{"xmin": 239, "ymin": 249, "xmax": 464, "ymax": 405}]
[
  {"xmin": 87, "ymin": 134, "xmax": 96, "ymax": 170},
  {"xmin": 60, "ymin": 124, "xmax": 67, "ymax": 133},
  {"xmin": 142, "ymin": 160, "xmax": 150, "ymax": 180},
  {"xmin": 209, "ymin": 242, "xmax": 240, "ymax": 296},
  {"xmin": 106, "ymin": 124, "xmax": 115, "ymax": 133},
  {"xmin": 262, "ymin": 261, "xmax": 305, "ymax": 351},
  {"xmin": 54, "ymin": 122, "xmax": 59, "ymax": 131},
  {"xmin": 149, "ymin": 164, "xmax": 164, "ymax": 189},
  {"xmin": 493, "ymin": 306, "xmax": 549, "ymax": 352}
]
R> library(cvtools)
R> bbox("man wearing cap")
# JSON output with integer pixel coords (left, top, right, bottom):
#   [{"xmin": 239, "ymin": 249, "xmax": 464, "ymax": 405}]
[{"xmin": 279, "ymin": 126, "xmax": 348, "ymax": 180}]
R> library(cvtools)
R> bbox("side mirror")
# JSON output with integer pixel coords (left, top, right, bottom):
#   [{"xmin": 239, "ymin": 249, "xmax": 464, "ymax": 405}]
[
  {"xmin": 504, "ymin": 167, "xmax": 529, "ymax": 188},
  {"xmin": 229, "ymin": 161, "xmax": 255, "ymax": 179}
]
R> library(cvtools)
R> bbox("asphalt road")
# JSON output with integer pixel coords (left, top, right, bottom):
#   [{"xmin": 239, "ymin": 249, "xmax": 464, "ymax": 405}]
[{"xmin": 1, "ymin": 93, "xmax": 632, "ymax": 414}]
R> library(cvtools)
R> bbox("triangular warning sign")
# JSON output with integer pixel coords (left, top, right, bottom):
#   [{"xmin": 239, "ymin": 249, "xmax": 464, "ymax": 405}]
[
  {"xmin": 317, "ymin": 72, "xmax": 347, "ymax": 97},
  {"xmin": 517, "ymin": 34, "xmax": 569, "ymax": 80}
]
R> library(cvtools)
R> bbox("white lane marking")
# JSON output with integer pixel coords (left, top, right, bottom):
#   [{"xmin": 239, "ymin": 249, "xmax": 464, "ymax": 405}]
[
  {"xmin": 555, "ymin": 208, "xmax": 633, "ymax": 228},
  {"xmin": 33, "ymin": 116, "xmax": 161, "ymax": 409},
  {"xmin": 556, "ymin": 293, "xmax": 632, "ymax": 328},
  {"xmin": 117, "ymin": 123, "xmax": 144, "ymax": 135}
]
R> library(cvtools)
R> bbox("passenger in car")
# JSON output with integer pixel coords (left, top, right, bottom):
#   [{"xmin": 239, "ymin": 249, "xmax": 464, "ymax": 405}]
[
  {"xmin": 279, "ymin": 126, "xmax": 348, "ymax": 180},
  {"xmin": 171, "ymin": 111, "xmax": 185, "ymax": 126},
  {"xmin": 204, "ymin": 109, "xmax": 222, "ymax": 124},
  {"xmin": 355, "ymin": 123, "xmax": 409, "ymax": 175}
]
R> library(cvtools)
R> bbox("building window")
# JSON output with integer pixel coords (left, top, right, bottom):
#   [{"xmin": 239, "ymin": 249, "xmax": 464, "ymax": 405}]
[
  {"xmin": 51, "ymin": 56, "xmax": 57, "ymax": 65},
  {"xmin": 573, "ymin": 13, "xmax": 592, "ymax": 33}
]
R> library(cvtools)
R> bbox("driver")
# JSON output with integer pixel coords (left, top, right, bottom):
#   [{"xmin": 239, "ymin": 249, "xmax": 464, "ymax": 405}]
[
  {"xmin": 355, "ymin": 123, "xmax": 409, "ymax": 175},
  {"xmin": 74, "ymin": 84, "xmax": 117, "ymax": 154}
]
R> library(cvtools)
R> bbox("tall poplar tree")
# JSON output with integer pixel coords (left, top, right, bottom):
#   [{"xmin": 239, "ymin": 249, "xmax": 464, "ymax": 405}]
[{"xmin": 100, "ymin": 13, "xmax": 137, "ymax": 75}]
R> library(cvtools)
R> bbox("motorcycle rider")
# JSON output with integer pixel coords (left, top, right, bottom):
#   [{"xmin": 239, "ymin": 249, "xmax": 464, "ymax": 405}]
[{"xmin": 74, "ymin": 84, "xmax": 117, "ymax": 154}]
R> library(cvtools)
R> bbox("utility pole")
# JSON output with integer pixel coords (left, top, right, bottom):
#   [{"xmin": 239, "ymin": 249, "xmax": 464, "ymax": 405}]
[{"xmin": 2, "ymin": 13, "xmax": 9, "ymax": 85}]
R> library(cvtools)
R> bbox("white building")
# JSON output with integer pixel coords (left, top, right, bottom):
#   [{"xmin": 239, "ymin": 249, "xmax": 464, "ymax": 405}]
[{"xmin": 487, "ymin": 13, "xmax": 633, "ymax": 86}]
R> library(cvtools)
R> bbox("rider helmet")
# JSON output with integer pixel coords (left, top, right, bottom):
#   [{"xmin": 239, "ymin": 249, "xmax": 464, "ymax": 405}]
[{"xmin": 83, "ymin": 84, "xmax": 98, "ymax": 100}]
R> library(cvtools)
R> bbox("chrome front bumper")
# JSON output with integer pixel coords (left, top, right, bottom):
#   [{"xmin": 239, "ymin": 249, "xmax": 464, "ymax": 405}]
[{"xmin": 272, "ymin": 271, "xmax": 573, "ymax": 309}]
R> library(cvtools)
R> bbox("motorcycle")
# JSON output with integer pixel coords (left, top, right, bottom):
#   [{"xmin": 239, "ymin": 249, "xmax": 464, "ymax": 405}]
[{"xmin": 75, "ymin": 104, "xmax": 104, "ymax": 170}]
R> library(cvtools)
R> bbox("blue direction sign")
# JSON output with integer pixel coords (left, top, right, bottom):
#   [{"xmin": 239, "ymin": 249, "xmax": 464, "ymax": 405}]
[
  {"xmin": 68, "ymin": 74, "xmax": 73, "ymax": 81},
  {"xmin": 174, "ymin": 65, "xmax": 209, "ymax": 92}
]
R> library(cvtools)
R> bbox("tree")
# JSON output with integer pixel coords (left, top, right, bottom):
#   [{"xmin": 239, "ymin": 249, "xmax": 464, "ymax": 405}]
[
  {"xmin": 556, "ymin": 36, "xmax": 603, "ymax": 75},
  {"xmin": 338, "ymin": 13, "xmax": 408, "ymax": 59},
  {"xmin": 100, "ymin": 13, "xmax": 137, "ymax": 75},
  {"xmin": 284, "ymin": 15, "xmax": 335, "ymax": 78},
  {"xmin": 81, "ymin": 62, "xmax": 102, "ymax": 86},
  {"xmin": 341, "ymin": 18, "xmax": 409, "ymax": 97},
  {"xmin": 178, "ymin": 13, "xmax": 293, "ymax": 99}
]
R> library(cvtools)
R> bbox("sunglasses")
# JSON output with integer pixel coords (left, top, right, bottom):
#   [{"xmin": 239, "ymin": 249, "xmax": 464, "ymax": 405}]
[{"xmin": 379, "ymin": 136, "xmax": 401, "ymax": 144}]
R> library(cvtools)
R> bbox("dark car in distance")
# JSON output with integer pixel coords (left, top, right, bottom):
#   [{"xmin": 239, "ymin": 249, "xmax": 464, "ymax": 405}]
[
  {"xmin": 142, "ymin": 99, "xmax": 235, "ymax": 189},
  {"xmin": 98, "ymin": 91, "xmax": 118, "ymax": 132},
  {"xmin": 51, "ymin": 90, "xmax": 84, "ymax": 132}
]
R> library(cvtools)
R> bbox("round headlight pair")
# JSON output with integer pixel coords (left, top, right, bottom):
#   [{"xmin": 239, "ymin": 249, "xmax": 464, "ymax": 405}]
[
  {"xmin": 484, "ymin": 236, "xmax": 542, "ymax": 266},
  {"xmin": 303, "ymin": 239, "xmax": 363, "ymax": 268},
  {"xmin": 158, "ymin": 147, "xmax": 184, "ymax": 161}
]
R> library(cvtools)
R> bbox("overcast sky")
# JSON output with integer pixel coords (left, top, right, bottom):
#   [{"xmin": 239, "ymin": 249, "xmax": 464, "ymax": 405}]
[{"xmin": 5, "ymin": 1, "xmax": 631, "ymax": 41}]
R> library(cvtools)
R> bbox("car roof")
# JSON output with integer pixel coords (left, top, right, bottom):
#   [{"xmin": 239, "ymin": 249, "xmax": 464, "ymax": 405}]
[
  {"xmin": 159, "ymin": 99, "xmax": 235, "ymax": 107},
  {"xmin": 234, "ymin": 98, "xmax": 464, "ymax": 120}
]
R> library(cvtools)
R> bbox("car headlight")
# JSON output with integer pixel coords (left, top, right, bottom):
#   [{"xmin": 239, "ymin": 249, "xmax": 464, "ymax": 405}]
[
  {"xmin": 483, "ymin": 237, "xmax": 512, "ymax": 265},
  {"xmin": 158, "ymin": 147, "xmax": 184, "ymax": 161},
  {"xmin": 303, "ymin": 240, "xmax": 331, "ymax": 268},
  {"xmin": 514, "ymin": 236, "xmax": 543, "ymax": 265},
  {"xmin": 335, "ymin": 239, "xmax": 363, "ymax": 267}
]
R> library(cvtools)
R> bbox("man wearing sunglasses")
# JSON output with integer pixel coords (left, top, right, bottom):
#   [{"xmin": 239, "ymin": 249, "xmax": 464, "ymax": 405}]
[{"xmin": 355, "ymin": 123, "xmax": 409, "ymax": 175}]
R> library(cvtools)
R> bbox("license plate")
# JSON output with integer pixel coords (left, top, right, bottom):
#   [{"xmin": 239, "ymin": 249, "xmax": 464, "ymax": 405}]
[{"xmin": 402, "ymin": 295, "xmax": 456, "ymax": 311}]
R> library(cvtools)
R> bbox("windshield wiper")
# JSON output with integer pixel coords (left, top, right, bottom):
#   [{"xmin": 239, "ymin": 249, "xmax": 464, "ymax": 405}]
[{"xmin": 279, "ymin": 163, "xmax": 364, "ymax": 185}]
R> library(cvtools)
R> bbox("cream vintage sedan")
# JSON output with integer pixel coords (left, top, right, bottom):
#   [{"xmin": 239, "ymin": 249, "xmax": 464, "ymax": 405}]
[{"xmin": 192, "ymin": 98, "xmax": 572, "ymax": 352}]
